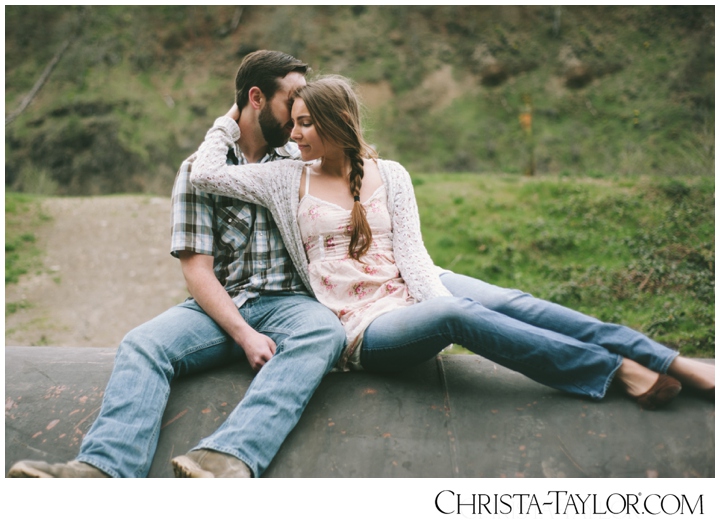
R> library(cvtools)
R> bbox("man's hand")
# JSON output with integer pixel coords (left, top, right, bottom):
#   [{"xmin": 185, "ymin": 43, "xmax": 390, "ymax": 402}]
[
  {"xmin": 235, "ymin": 328, "xmax": 277, "ymax": 372},
  {"xmin": 179, "ymin": 251, "xmax": 275, "ymax": 373}
]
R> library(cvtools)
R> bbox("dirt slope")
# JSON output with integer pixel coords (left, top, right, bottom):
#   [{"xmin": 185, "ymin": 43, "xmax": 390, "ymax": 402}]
[{"xmin": 5, "ymin": 195, "xmax": 188, "ymax": 348}]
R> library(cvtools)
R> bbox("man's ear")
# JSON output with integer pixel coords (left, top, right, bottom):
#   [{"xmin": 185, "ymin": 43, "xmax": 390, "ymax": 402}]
[{"xmin": 248, "ymin": 87, "xmax": 265, "ymax": 110}]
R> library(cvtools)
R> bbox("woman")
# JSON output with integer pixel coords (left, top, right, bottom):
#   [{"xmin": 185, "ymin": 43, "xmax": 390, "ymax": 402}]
[{"xmin": 191, "ymin": 75, "xmax": 714, "ymax": 409}]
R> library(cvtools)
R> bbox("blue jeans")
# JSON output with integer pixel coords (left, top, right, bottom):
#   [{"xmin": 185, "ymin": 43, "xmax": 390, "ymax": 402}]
[
  {"xmin": 76, "ymin": 294, "xmax": 345, "ymax": 478},
  {"xmin": 360, "ymin": 272, "xmax": 678, "ymax": 399}
]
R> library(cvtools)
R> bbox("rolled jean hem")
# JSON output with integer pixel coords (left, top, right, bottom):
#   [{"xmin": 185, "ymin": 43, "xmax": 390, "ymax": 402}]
[
  {"xmin": 596, "ymin": 354, "xmax": 624, "ymax": 400},
  {"xmin": 657, "ymin": 350, "xmax": 680, "ymax": 374}
]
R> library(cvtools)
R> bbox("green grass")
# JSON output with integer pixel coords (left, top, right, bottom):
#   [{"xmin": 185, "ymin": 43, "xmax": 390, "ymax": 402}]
[
  {"xmin": 5, "ymin": 192, "xmax": 51, "ymax": 285},
  {"xmin": 415, "ymin": 173, "xmax": 715, "ymax": 357}
]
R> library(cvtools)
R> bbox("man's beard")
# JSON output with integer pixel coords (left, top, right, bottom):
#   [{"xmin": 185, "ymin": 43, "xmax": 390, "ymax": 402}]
[{"xmin": 259, "ymin": 105, "xmax": 289, "ymax": 149}]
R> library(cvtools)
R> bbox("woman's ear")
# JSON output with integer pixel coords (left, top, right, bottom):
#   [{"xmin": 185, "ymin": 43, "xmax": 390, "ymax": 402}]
[{"xmin": 248, "ymin": 87, "xmax": 265, "ymax": 110}]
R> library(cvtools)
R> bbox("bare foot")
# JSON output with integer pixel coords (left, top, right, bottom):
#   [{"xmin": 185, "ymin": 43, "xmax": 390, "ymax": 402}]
[{"xmin": 667, "ymin": 356, "xmax": 715, "ymax": 391}]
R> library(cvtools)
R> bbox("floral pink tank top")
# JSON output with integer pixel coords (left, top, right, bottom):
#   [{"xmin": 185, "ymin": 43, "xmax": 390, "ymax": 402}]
[{"xmin": 298, "ymin": 176, "xmax": 416, "ymax": 370}]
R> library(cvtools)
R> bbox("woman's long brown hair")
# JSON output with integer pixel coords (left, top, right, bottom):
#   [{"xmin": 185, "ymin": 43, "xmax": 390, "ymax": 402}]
[{"xmin": 295, "ymin": 76, "xmax": 377, "ymax": 260}]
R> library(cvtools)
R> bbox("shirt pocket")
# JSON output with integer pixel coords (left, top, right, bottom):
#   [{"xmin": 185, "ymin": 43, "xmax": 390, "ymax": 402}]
[{"xmin": 215, "ymin": 205, "xmax": 254, "ymax": 255}]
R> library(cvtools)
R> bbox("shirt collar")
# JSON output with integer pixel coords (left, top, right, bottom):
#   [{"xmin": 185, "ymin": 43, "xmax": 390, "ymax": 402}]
[{"xmin": 232, "ymin": 140, "xmax": 301, "ymax": 165}]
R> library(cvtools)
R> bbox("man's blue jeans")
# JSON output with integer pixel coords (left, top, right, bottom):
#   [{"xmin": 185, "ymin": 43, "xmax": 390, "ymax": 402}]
[
  {"xmin": 76, "ymin": 293, "xmax": 345, "ymax": 478},
  {"xmin": 360, "ymin": 272, "xmax": 678, "ymax": 399}
]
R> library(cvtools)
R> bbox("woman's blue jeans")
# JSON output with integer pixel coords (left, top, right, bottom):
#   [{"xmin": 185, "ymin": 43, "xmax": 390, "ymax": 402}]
[
  {"xmin": 360, "ymin": 272, "xmax": 679, "ymax": 399},
  {"xmin": 76, "ymin": 294, "xmax": 345, "ymax": 478}
]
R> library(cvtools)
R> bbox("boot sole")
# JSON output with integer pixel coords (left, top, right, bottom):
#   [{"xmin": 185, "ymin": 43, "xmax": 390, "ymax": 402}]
[
  {"xmin": 171, "ymin": 455, "xmax": 214, "ymax": 478},
  {"xmin": 8, "ymin": 461, "xmax": 54, "ymax": 478}
]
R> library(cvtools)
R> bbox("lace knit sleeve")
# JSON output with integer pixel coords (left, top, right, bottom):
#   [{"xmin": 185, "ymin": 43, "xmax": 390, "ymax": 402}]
[
  {"xmin": 189, "ymin": 116, "xmax": 314, "ymax": 294},
  {"xmin": 190, "ymin": 116, "xmax": 296, "ymax": 207},
  {"xmin": 385, "ymin": 161, "xmax": 452, "ymax": 301}
]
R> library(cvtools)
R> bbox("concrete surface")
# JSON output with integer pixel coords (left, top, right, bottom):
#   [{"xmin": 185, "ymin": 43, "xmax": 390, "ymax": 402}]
[{"xmin": 5, "ymin": 346, "xmax": 714, "ymax": 477}]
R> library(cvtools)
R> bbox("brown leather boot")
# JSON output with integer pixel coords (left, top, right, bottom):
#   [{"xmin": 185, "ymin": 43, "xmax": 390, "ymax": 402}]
[
  {"xmin": 171, "ymin": 449, "xmax": 252, "ymax": 478},
  {"xmin": 8, "ymin": 459, "xmax": 109, "ymax": 478}
]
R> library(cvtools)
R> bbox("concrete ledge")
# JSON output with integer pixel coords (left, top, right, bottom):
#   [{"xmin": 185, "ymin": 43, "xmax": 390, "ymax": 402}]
[{"xmin": 5, "ymin": 347, "xmax": 714, "ymax": 477}]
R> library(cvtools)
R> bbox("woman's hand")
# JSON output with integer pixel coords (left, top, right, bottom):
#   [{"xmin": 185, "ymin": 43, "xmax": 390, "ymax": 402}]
[{"xmin": 225, "ymin": 103, "xmax": 241, "ymax": 124}]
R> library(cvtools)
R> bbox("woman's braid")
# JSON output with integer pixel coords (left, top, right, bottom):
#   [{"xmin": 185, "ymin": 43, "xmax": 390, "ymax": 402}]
[{"xmin": 347, "ymin": 147, "xmax": 372, "ymax": 260}]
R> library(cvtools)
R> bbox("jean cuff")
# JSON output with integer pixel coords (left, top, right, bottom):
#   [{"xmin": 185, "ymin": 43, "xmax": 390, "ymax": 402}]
[
  {"xmin": 597, "ymin": 354, "xmax": 624, "ymax": 400},
  {"xmin": 657, "ymin": 349, "xmax": 681, "ymax": 374}
]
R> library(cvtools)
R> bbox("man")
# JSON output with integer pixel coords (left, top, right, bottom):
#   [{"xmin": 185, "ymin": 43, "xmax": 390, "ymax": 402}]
[{"xmin": 8, "ymin": 50, "xmax": 346, "ymax": 478}]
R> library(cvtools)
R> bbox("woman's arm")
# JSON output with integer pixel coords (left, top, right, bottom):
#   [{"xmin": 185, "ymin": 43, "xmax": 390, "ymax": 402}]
[
  {"xmin": 190, "ymin": 108, "xmax": 314, "ymax": 295},
  {"xmin": 387, "ymin": 161, "xmax": 452, "ymax": 301},
  {"xmin": 190, "ymin": 113, "xmax": 293, "ymax": 207}
]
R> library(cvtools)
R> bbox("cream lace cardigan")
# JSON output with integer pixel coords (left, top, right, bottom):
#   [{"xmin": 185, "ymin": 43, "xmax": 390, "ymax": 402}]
[{"xmin": 191, "ymin": 116, "xmax": 451, "ymax": 303}]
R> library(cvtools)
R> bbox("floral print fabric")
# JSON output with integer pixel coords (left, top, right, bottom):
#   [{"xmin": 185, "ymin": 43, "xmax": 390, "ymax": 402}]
[{"xmin": 298, "ymin": 185, "xmax": 415, "ymax": 369}]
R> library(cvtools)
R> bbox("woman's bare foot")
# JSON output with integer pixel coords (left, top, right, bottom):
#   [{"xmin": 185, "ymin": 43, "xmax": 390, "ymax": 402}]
[
  {"xmin": 667, "ymin": 356, "xmax": 715, "ymax": 391},
  {"xmin": 614, "ymin": 358, "xmax": 682, "ymax": 409}
]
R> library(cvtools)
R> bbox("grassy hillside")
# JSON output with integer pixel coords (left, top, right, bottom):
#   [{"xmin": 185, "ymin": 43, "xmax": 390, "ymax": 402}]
[
  {"xmin": 414, "ymin": 173, "xmax": 714, "ymax": 357},
  {"xmin": 4, "ymin": 5, "xmax": 714, "ymax": 196}
]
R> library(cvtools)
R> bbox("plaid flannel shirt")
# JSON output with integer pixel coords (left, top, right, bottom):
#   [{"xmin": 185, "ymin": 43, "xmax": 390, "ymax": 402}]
[{"xmin": 170, "ymin": 142, "xmax": 308, "ymax": 307}]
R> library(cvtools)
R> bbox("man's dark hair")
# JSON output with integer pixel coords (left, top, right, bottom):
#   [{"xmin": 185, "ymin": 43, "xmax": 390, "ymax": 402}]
[{"xmin": 235, "ymin": 50, "xmax": 308, "ymax": 109}]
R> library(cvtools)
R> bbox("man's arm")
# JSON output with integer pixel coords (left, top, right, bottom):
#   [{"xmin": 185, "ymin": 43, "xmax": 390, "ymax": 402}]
[{"xmin": 178, "ymin": 250, "xmax": 275, "ymax": 372}]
